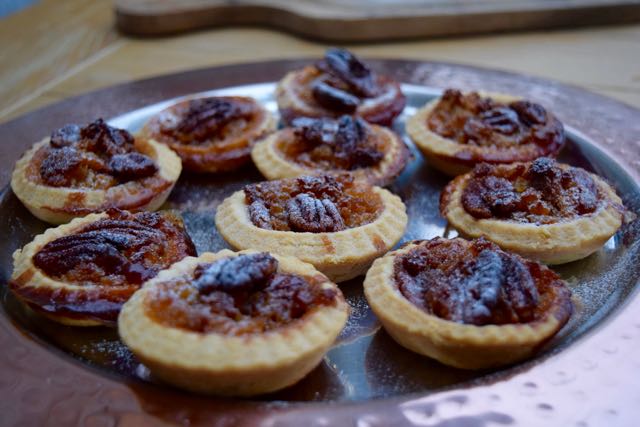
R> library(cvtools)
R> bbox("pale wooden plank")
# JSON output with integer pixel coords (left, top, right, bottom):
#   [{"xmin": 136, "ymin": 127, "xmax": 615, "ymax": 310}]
[
  {"xmin": 42, "ymin": 26, "xmax": 640, "ymax": 104},
  {"xmin": 0, "ymin": 0, "xmax": 119, "ymax": 117}
]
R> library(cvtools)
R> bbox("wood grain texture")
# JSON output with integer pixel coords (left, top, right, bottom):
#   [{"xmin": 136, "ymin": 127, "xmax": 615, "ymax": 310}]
[
  {"xmin": 0, "ymin": 0, "xmax": 120, "ymax": 119},
  {"xmin": 114, "ymin": 0, "xmax": 640, "ymax": 40},
  {"xmin": 0, "ymin": 1, "xmax": 639, "ymax": 125}
]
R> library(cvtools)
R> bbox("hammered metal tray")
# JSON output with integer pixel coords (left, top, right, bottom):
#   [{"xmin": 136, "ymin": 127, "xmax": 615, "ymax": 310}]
[{"xmin": 0, "ymin": 59, "xmax": 638, "ymax": 426}]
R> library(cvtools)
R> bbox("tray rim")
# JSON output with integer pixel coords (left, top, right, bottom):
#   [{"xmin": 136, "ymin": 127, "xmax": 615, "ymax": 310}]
[{"xmin": 0, "ymin": 58, "xmax": 639, "ymax": 426}]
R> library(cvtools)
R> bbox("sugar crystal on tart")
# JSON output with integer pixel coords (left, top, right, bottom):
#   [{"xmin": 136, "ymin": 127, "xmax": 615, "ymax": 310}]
[
  {"xmin": 441, "ymin": 157, "xmax": 630, "ymax": 264},
  {"xmin": 11, "ymin": 119, "xmax": 182, "ymax": 224},
  {"xmin": 406, "ymin": 89, "xmax": 566, "ymax": 176},
  {"xmin": 276, "ymin": 48, "xmax": 406, "ymax": 126},
  {"xmin": 363, "ymin": 237, "xmax": 573, "ymax": 369},
  {"xmin": 118, "ymin": 250, "xmax": 348, "ymax": 396},
  {"xmin": 9, "ymin": 209, "xmax": 196, "ymax": 326},
  {"xmin": 251, "ymin": 115, "xmax": 409, "ymax": 186},
  {"xmin": 139, "ymin": 96, "xmax": 276, "ymax": 172},
  {"xmin": 215, "ymin": 174, "xmax": 408, "ymax": 282}
]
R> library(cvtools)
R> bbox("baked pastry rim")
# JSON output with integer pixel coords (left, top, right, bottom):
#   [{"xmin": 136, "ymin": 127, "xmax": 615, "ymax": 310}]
[
  {"xmin": 251, "ymin": 124, "xmax": 409, "ymax": 186},
  {"xmin": 11, "ymin": 212, "xmax": 115, "ymax": 326},
  {"xmin": 215, "ymin": 186, "xmax": 408, "ymax": 282},
  {"xmin": 139, "ymin": 96, "xmax": 277, "ymax": 173},
  {"xmin": 440, "ymin": 169, "xmax": 625, "ymax": 264},
  {"xmin": 406, "ymin": 91, "xmax": 563, "ymax": 176},
  {"xmin": 118, "ymin": 249, "xmax": 349, "ymax": 395},
  {"xmin": 11, "ymin": 137, "xmax": 181, "ymax": 224},
  {"xmin": 363, "ymin": 240, "xmax": 573, "ymax": 369}
]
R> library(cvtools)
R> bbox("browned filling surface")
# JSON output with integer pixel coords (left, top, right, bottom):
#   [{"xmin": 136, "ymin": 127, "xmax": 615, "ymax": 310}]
[
  {"xmin": 427, "ymin": 89, "xmax": 564, "ymax": 153},
  {"xmin": 146, "ymin": 253, "xmax": 337, "ymax": 335},
  {"xmin": 459, "ymin": 157, "xmax": 602, "ymax": 224},
  {"xmin": 278, "ymin": 116, "xmax": 386, "ymax": 171},
  {"xmin": 244, "ymin": 175, "xmax": 383, "ymax": 232},
  {"xmin": 10, "ymin": 209, "xmax": 196, "ymax": 323},
  {"xmin": 394, "ymin": 237, "xmax": 567, "ymax": 326},
  {"xmin": 285, "ymin": 48, "xmax": 405, "ymax": 126},
  {"xmin": 146, "ymin": 96, "xmax": 262, "ymax": 148},
  {"xmin": 32, "ymin": 209, "xmax": 196, "ymax": 287},
  {"xmin": 32, "ymin": 119, "xmax": 159, "ymax": 189}
]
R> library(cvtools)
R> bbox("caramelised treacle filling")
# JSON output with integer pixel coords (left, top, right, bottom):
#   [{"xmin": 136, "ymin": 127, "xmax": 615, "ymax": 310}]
[
  {"xmin": 146, "ymin": 253, "xmax": 337, "ymax": 335},
  {"xmin": 460, "ymin": 157, "xmax": 602, "ymax": 224},
  {"xmin": 35, "ymin": 119, "xmax": 158, "ymax": 189},
  {"xmin": 394, "ymin": 238, "xmax": 563, "ymax": 326},
  {"xmin": 278, "ymin": 115, "xmax": 385, "ymax": 171},
  {"xmin": 156, "ymin": 97, "xmax": 257, "ymax": 145},
  {"xmin": 244, "ymin": 175, "xmax": 382, "ymax": 233},
  {"xmin": 428, "ymin": 89, "xmax": 564, "ymax": 151},
  {"xmin": 32, "ymin": 209, "xmax": 196, "ymax": 287}
]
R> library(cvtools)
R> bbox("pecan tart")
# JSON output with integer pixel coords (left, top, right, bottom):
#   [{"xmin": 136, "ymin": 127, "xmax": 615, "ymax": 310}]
[
  {"xmin": 276, "ymin": 48, "xmax": 406, "ymax": 126},
  {"xmin": 252, "ymin": 115, "xmax": 409, "ymax": 186},
  {"xmin": 364, "ymin": 237, "xmax": 573, "ymax": 369},
  {"xmin": 119, "ymin": 250, "xmax": 348, "ymax": 396},
  {"xmin": 11, "ymin": 119, "xmax": 181, "ymax": 224},
  {"xmin": 10, "ymin": 209, "xmax": 196, "ymax": 326},
  {"xmin": 441, "ymin": 158, "xmax": 630, "ymax": 264},
  {"xmin": 215, "ymin": 175, "xmax": 407, "ymax": 282},
  {"xmin": 406, "ymin": 89, "xmax": 565, "ymax": 176},
  {"xmin": 139, "ymin": 96, "xmax": 276, "ymax": 172}
]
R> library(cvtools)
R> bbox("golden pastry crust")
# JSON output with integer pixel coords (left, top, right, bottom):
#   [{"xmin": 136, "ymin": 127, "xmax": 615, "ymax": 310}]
[
  {"xmin": 118, "ymin": 250, "xmax": 349, "ymax": 396},
  {"xmin": 139, "ymin": 96, "xmax": 276, "ymax": 173},
  {"xmin": 406, "ymin": 91, "xmax": 565, "ymax": 176},
  {"xmin": 251, "ymin": 121, "xmax": 409, "ymax": 186},
  {"xmin": 363, "ymin": 239, "xmax": 573, "ymax": 369},
  {"xmin": 11, "ymin": 137, "xmax": 181, "ymax": 224},
  {"xmin": 215, "ymin": 183, "xmax": 408, "ymax": 283},
  {"xmin": 9, "ymin": 210, "xmax": 196, "ymax": 326},
  {"xmin": 440, "ymin": 163, "xmax": 626, "ymax": 264}
]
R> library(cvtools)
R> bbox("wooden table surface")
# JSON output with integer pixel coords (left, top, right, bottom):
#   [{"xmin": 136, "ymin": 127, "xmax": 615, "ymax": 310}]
[{"xmin": 1, "ymin": 0, "xmax": 639, "ymax": 125}]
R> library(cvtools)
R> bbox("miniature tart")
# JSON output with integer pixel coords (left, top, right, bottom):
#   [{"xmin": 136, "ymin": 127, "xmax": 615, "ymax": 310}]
[
  {"xmin": 9, "ymin": 209, "xmax": 196, "ymax": 326},
  {"xmin": 441, "ymin": 157, "xmax": 629, "ymax": 264},
  {"xmin": 276, "ymin": 48, "xmax": 406, "ymax": 126},
  {"xmin": 406, "ymin": 89, "xmax": 565, "ymax": 176},
  {"xmin": 118, "ymin": 250, "xmax": 348, "ymax": 396},
  {"xmin": 364, "ymin": 237, "xmax": 573, "ymax": 369},
  {"xmin": 252, "ymin": 115, "xmax": 409, "ymax": 186},
  {"xmin": 215, "ymin": 175, "xmax": 408, "ymax": 282},
  {"xmin": 139, "ymin": 96, "xmax": 276, "ymax": 172},
  {"xmin": 11, "ymin": 119, "xmax": 182, "ymax": 224}
]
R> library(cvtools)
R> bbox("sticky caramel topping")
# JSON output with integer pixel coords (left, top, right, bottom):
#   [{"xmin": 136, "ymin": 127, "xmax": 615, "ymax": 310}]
[
  {"xmin": 36, "ymin": 119, "xmax": 158, "ymax": 189},
  {"xmin": 32, "ymin": 209, "xmax": 196, "ymax": 287},
  {"xmin": 278, "ymin": 116, "xmax": 385, "ymax": 171},
  {"xmin": 156, "ymin": 97, "xmax": 256, "ymax": 145},
  {"xmin": 428, "ymin": 89, "xmax": 564, "ymax": 151},
  {"xmin": 244, "ymin": 175, "xmax": 382, "ymax": 232},
  {"xmin": 460, "ymin": 158, "xmax": 601, "ymax": 224},
  {"xmin": 394, "ymin": 238, "xmax": 565, "ymax": 325},
  {"xmin": 146, "ymin": 253, "xmax": 337, "ymax": 335}
]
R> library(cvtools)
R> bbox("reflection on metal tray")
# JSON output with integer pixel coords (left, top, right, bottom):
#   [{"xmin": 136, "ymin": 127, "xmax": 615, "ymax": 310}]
[
  {"xmin": 0, "ymin": 60, "xmax": 638, "ymax": 425},
  {"xmin": 0, "ymin": 82, "xmax": 637, "ymax": 401}
]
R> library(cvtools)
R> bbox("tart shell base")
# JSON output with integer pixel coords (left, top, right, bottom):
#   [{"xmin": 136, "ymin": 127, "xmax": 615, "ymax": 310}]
[
  {"xmin": 251, "ymin": 125, "xmax": 409, "ymax": 186},
  {"xmin": 215, "ymin": 188, "xmax": 408, "ymax": 282},
  {"xmin": 406, "ymin": 92, "xmax": 564, "ymax": 177},
  {"xmin": 118, "ymin": 250, "xmax": 348, "ymax": 396},
  {"xmin": 363, "ymin": 243, "xmax": 573, "ymax": 369},
  {"xmin": 11, "ymin": 138, "xmax": 181, "ymax": 224},
  {"xmin": 441, "ymin": 173, "xmax": 626, "ymax": 264}
]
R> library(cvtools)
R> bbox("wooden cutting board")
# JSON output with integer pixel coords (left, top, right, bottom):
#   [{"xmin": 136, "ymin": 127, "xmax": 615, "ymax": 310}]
[{"xmin": 115, "ymin": 0, "xmax": 640, "ymax": 41}]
